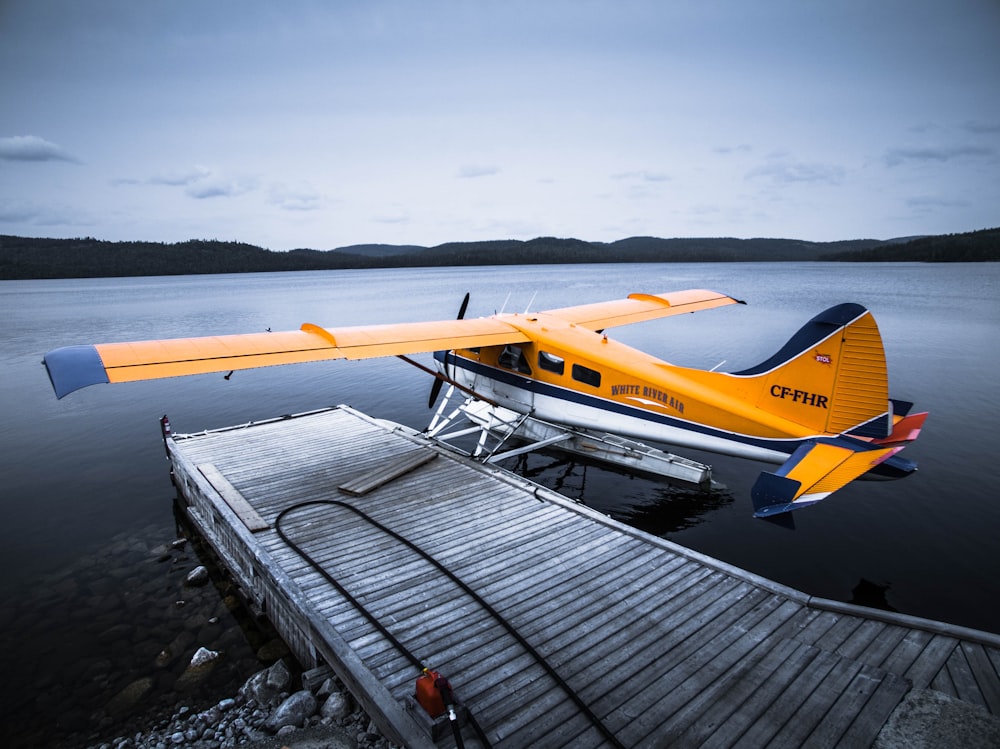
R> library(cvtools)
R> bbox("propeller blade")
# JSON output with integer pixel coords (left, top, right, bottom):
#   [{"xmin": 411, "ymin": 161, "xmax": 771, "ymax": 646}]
[
  {"xmin": 428, "ymin": 377, "xmax": 444, "ymax": 409},
  {"xmin": 427, "ymin": 292, "xmax": 470, "ymax": 408}
]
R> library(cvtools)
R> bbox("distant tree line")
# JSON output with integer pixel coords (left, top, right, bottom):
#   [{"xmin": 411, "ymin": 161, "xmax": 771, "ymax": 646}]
[
  {"xmin": 1, "ymin": 228, "xmax": 997, "ymax": 280},
  {"xmin": 822, "ymin": 227, "xmax": 1000, "ymax": 262}
]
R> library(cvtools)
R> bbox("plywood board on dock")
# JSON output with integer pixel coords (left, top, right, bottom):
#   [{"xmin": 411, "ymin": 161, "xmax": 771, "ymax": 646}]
[{"xmin": 167, "ymin": 406, "xmax": 1000, "ymax": 748}]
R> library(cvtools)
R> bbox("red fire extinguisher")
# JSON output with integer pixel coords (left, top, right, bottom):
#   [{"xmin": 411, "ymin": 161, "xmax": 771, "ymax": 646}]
[{"xmin": 160, "ymin": 414, "xmax": 172, "ymax": 457}]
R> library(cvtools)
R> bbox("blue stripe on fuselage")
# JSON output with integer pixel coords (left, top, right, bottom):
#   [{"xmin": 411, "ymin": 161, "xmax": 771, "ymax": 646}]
[
  {"xmin": 437, "ymin": 351, "xmax": 789, "ymax": 454},
  {"xmin": 434, "ymin": 350, "xmax": 917, "ymax": 478}
]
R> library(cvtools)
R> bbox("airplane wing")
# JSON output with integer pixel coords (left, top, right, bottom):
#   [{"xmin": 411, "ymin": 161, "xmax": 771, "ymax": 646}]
[
  {"xmin": 543, "ymin": 289, "xmax": 743, "ymax": 330},
  {"xmin": 751, "ymin": 440, "xmax": 908, "ymax": 517},
  {"xmin": 43, "ymin": 289, "xmax": 738, "ymax": 398},
  {"xmin": 44, "ymin": 317, "xmax": 529, "ymax": 398}
]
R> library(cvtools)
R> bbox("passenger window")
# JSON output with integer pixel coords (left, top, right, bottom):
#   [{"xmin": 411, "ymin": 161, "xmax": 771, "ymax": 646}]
[
  {"xmin": 498, "ymin": 345, "xmax": 532, "ymax": 375},
  {"xmin": 538, "ymin": 351, "xmax": 565, "ymax": 375},
  {"xmin": 572, "ymin": 364, "xmax": 601, "ymax": 388}
]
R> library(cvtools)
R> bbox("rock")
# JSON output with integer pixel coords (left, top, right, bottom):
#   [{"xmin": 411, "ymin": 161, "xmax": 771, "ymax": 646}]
[
  {"xmin": 222, "ymin": 593, "xmax": 241, "ymax": 611},
  {"xmin": 256, "ymin": 637, "xmax": 290, "ymax": 662},
  {"xmin": 264, "ymin": 690, "xmax": 318, "ymax": 733},
  {"xmin": 265, "ymin": 658, "xmax": 292, "ymax": 692},
  {"xmin": 175, "ymin": 647, "xmax": 220, "ymax": 690},
  {"xmin": 190, "ymin": 646, "xmax": 219, "ymax": 667},
  {"xmin": 240, "ymin": 662, "xmax": 289, "ymax": 706},
  {"xmin": 184, "ymin": 566, "xmax": 209, "ymax": 586},
  {"xmin": 105, "ymin": 676, "xmax": 154, "ymax": 716},
  {"xmin": 197, "ymin": 704, "xmax": 222, "ymax": 728},
  {"xmin": 875, "ymin": 688, "xmax": 1000, "ymax": 748},
  {"xmin": 167, "ymin": 629, "xmax": 195, "ymax": 657},
  {"xmin": 97, "ymin": 622, "xmax": 135, "ymax": 645},
  {"xmin": 320, "ymin": 690, "xmax": 352, "ymax": 721},
  {"xmin": 316, "ymin": 676, "xmax": 337, "ymax": 698},
  {"xmin": 154, "ymin": 648, "xmax": 174, "ymax": 668},
  {"xmin": 87, "ymin": 577, "xmax": 116, "ymax": 597}
]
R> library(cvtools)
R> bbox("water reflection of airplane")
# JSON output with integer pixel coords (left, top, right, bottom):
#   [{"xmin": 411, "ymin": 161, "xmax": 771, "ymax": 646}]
[{"xmin": 43, "ymin": 289, "xmax": 925, "ymax": 517}]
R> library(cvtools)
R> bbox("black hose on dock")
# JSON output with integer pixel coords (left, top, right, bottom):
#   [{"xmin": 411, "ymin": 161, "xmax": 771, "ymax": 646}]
[
  {"xmin": 275, "ymin": 499, "xmax": 626, "ymax": 749},
  {"xmin": 275, "ymin": 500, "xmax": 493, "ymax": 749}
]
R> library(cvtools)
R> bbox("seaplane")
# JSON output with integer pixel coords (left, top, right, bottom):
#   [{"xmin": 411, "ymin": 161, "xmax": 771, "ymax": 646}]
[{"xmin": 43, "ymin": 289, "xmax": 926, "ymax": 518}]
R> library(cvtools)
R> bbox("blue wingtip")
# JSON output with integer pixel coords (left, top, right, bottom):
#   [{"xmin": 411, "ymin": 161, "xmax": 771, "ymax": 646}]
[{"xmin": 43, "ymin": 345, "xmax": 109, "ymax": 398}]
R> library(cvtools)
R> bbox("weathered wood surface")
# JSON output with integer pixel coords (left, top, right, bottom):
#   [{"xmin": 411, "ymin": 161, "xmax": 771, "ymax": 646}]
[
  {"xmin": 169, "ymin": 406, "xmax": 1000, "ymax": 748},
  {"xmin": 197, "ymin": 463, "xmax": 270, "ymax": 532}
]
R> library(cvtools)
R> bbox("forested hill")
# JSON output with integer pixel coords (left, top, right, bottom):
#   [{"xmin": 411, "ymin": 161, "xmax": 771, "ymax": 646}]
[{"xmin": 1, "ymin": 228, "xmax": 997, "ymax": 279}]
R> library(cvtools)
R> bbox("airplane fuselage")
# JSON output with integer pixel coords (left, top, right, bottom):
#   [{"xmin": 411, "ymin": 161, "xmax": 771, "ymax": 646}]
[{"xmin": 436, "ymin": 310, "xmax": 820, "ymax": 466}]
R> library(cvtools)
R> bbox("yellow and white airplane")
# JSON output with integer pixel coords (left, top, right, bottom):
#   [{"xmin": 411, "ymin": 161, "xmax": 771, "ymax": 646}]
[{"xmin": 43, "ymin": 289, "xmax": 926, "ymax": 517}]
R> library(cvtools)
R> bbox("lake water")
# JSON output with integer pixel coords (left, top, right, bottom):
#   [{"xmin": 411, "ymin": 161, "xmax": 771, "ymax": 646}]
[{"xmin": 2, "ymin": 262, "xmax": 999, "ymax": 745}]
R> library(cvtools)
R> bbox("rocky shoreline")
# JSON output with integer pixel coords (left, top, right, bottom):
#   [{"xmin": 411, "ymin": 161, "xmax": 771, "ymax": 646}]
[
  {"xmin": 88, "ymin": 658, "xmax": 395, "ymax": 749},
  {"xmin": 0, "ymin": 517, "xmax": 387, "ymax": 748}
]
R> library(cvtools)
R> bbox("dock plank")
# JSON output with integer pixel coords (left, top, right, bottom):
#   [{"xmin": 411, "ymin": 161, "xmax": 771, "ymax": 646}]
[
  {"xmin": 905, "ymin": 634, "xmax": 960, "ymax": 690},
  {"xmin": 197, "ymin": 463, "xmax": 269, "ymax": 532},
  {"xmin": 946, "ymin": 646, "xmax": 989, "ymax": 709},
  {"xmin": 802, "ymin": 663, "xmax": 907, "ymax": 748},
  {"xmin": 964, "ymin": 642, "xmax": 1000, "ymax": 713},
  {"xmin": 667, "ymin": 636, "xmax": 814, "ymax": 747},
  {"xmin": 338, "ymin": 449, "xmax": 439, "ymax": 495}
]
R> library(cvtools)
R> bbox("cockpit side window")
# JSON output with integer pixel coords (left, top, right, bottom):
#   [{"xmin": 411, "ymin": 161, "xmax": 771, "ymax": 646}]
[
  {"xmin": 572, "ymin": 363, "xmax": 601, "ymax": 388},
  {"xmin": 538, "ymin": 351, "xmax": 565, "ymax": 375},
  {"xmin": 498, "ymin": 345, "xmax": 532, "ymax": 375}
]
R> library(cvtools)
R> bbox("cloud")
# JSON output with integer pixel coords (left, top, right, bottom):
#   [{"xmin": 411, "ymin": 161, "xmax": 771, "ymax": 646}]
[
  {"xmin": 268, "ymin": 182, "xmax": 322, "ymax": 212},
  {"xmin": 457, "ymin": 164, "xmax": 500, "ymax": 178},
  {"xmin": 114, "ymin": 165, "xmax": 257, "ymax": 199},
  {"xmin": 964, "ymin": 121, "xmax": 1000, "ymax": 134},
  {"xmin": 0, "ymin": 135, "xmax": 77, "ymax": 162},
  {"xmin": 745, "ymin": 159, "xmax": 845, "ymax": 185},
  {"xmin": 372, "ymin": 211, "xmax": 410, "ymax": 225},
  {"xmin": 906, "ymin": 195, "xmax": 971, "ymax": 209},
  {"xmin": 148, "ymin": 166, "xmax": 212, "ymax": 187},
  {"xmin": 0, "ymin": 199, "xmax": 39, "ymax": 222},
  {"xmin": 713, "ymin": 144, "xmax": 752, "ymax": 156},
  {"xmin": 883, "ymin": 144, "xmax": 994, "ymax": 167},
  {"xmin": 186, "ymin": 175, "xmax": 258, "ymax": 199},
  {"xmin": 611, "ymin": 170, "xmax": 670, "ymax": 182},
  {"xmin": 0, "ymin": 198, "xmax": 91, "ymax": 227}
]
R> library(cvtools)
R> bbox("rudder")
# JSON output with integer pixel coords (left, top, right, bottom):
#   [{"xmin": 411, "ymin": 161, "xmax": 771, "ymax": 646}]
[{"xmin": 731, "ymin": 303, "xmax": 891, "ymax": 437}]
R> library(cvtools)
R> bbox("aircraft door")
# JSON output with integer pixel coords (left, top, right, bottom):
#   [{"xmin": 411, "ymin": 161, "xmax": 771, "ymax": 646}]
[{"xmin": 492, "ymin": 345, "xmax": 535, "ymax": 413}]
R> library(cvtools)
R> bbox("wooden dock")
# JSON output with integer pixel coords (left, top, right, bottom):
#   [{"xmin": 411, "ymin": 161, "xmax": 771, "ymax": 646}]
[{"xmin": 166, "ymin": 406, "xmax": 1000, "ymax": 748}]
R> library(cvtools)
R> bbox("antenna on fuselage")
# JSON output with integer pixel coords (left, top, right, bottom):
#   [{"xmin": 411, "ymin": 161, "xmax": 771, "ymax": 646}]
[
  {"xmin": 524, "ymin": 291, "xmax": 538, "ymax": 314},
  {"xmin": 497, "ymin": 292, "xmax": 511, "ymax": 316}
]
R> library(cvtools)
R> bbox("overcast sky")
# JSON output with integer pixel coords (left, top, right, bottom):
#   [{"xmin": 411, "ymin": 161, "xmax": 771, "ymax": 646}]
[{"xmin": 1, "ymin": 0, "xmax": 998, "ymax": 250}]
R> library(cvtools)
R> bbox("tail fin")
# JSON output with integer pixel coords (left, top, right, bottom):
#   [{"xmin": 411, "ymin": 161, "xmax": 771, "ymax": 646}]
[
  {"xmin": 732, "ymin": 303, "xmax": 891, "ymax": 438},
  {"xmin": 731, "ymin": 303, "xmax": 926, "ymax": 517}
]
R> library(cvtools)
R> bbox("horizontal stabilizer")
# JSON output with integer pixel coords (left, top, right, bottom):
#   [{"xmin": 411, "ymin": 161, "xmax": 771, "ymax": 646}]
[
  {"xmin": 752, "ymin": 440, "xmax": 902, "ymax": 517},
  {"xmin": 873, "ymin": 411, "xmax": 928, "ymax": 447}
]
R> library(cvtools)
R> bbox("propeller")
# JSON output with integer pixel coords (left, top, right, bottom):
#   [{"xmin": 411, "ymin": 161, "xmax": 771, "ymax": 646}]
[{"xmin": 428, "ymin": 292, "xmax": 470, "ymax": 408}]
